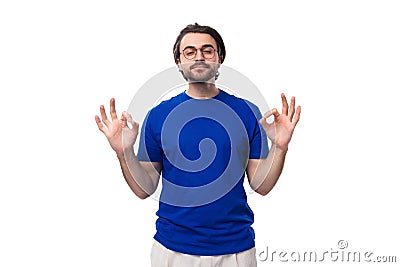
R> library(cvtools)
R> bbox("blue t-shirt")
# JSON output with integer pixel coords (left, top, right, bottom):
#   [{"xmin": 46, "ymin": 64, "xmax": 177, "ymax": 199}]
[{"xmin": 137, "ymin": 89, "xmax": 269, "ymax": 256}]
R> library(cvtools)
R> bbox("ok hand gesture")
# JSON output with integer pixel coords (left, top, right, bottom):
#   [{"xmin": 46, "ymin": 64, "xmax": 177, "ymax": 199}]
[
  {"xmin": 259, "ymin": 93, "xmax": 301, "ymax": 151},
  {"xmin": 95, "ymin": 98, "xmax": 139, "ymax": 156}
]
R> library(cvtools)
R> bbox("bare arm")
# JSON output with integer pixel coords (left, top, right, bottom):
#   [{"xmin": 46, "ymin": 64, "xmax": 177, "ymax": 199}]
[
  {"xmin": 117, "ymin": 148, "xmax": 161, "ymax": 199},
  {"xmin": 246, "ymin": 93, "xmax": 301, "ymax": 196},
  {"xmin": 247, "ymin": 146, "xmax": 287, "ymax": 196},
  {"xmin": 95, "ymin": 98, "xmax": 161, "ymax": 199}
]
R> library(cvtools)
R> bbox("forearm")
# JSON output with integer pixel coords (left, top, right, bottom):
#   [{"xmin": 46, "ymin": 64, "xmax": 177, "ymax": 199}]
[
  {"xmin": 249, "ymin": 145, "xmax": 287, "ymax": 196},
  {"xmin": 116, "ymin": 148, "xmax": 158, "ymax": 199}
]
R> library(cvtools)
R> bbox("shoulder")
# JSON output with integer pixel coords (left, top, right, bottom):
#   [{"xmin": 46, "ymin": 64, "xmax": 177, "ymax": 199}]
[
  {"xmin": 219, "ymin": 90, "xmax": 262, "ymax": 118},
  {"xmin": 147, "ymin": 92, "xmax": 185, "ymax": 120}
]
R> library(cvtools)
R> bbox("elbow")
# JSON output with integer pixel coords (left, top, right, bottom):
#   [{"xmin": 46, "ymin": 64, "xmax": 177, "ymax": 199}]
[
  {"xmin": 137, "ymin": 193, "xmax": 150, "ymax": 200},
  {"xmin": 255, "ymin": 187, "xmax": 273, "ymax": 196},
  {"xmin": 250, "ymin": 177, "xmax": 279, "ymax": 196},
  {"xmin": 256, "ymin": 190, "xmax": 268, "ymax": 196},
  {"xmin": 132, "ymin": 183, "xmax": 157, "ymax": 200},
  {"xmin": 135, "ymin": 191, "xmax": 150, "ymax": 200}
]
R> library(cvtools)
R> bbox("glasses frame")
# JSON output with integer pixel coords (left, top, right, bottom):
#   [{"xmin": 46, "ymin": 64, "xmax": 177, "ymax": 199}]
[{"xmin": 180, "ymin": 46, "xmax": 218, "ymax": 61}]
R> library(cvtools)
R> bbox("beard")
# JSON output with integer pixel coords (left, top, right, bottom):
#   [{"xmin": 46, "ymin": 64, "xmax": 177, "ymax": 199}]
[{"xmin": 180, "ymin": 62, "xmax": 219, "ymax": 83}]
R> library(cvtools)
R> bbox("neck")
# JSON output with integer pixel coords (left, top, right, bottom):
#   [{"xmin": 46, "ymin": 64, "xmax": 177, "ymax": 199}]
[{"xmin": 186, "ymin": 82, "xmax": 219, "ymax": 99}]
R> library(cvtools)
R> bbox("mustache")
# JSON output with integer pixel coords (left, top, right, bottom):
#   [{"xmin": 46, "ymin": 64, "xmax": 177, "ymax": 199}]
[{"xmin": 190, "ymin": 62, "xmax": 210, "ymax": 69}]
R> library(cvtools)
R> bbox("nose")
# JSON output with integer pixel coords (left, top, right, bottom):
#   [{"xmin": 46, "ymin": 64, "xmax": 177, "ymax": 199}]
[{"xmin": 194, "ymin": 48, "xmax": 205, "ymax": 61}]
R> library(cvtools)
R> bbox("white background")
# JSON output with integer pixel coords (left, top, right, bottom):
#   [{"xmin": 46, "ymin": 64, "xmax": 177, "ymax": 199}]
[{"xmin": 1, "ymin": 0, "xmax": 399, "ymax": 266}]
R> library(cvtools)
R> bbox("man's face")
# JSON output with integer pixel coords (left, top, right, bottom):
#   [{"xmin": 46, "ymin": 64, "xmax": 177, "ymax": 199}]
[{"xmin": 178, "ymin": 33, "xmax": 221, "ymax": 83}]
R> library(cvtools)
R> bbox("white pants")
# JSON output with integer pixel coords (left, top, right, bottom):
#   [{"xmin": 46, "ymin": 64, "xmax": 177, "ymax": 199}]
[{"xmin": 151, "ymin": 240, "xmax": 257, "ymax": 267}]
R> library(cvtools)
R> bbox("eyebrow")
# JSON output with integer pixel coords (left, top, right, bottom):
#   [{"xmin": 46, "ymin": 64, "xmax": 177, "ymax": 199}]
[{"xmin": 182, "ymin": 44, "xmax": 215, "ymax": 51}]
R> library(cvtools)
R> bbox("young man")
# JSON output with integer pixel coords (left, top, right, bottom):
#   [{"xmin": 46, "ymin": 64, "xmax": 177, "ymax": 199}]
[{"xmin": 95, "ymin": 23, "xmax": 301, "ymax": 267}]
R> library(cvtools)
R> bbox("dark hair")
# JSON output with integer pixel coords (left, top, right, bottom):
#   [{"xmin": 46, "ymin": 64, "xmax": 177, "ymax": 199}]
[{"xmin": 173, "ymin": 23, "xmax": 226, "ymax": 64}]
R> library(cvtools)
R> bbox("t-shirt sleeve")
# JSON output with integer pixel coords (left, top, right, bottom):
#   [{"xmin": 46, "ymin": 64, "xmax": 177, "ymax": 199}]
[
  {"xmin": 246, "ymin": 101, "xmax": 269, "ymax": 159},
  {"xmin": 137, "ymin": 110, "xmax": 163, "ymax": 162}
]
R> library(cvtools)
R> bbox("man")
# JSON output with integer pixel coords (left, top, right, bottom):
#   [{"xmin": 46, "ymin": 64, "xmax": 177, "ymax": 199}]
[{"xmin": 95, "ymin": 23, "xmax": 301, "ymax": 267}]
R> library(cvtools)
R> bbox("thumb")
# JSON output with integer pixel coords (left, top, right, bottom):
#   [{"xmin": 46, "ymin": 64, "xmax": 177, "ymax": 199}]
[
  {"xmin": 125, "ymin": 112, "xmax": 139, "ymax": 130},
  {"xmin": 260, "ymin": 108, "xmax": 279, "ymax": 126}
]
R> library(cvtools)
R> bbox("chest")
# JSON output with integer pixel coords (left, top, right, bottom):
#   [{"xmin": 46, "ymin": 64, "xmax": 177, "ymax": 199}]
[{"xmin": 161, "ymin": 117, "xmax": 249, "ymax": 162}]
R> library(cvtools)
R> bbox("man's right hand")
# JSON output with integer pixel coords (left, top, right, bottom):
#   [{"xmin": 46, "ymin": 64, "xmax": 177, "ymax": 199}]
[{"xmin": 95, "ymin": 98, "xmax": 139, "ymax": 157}]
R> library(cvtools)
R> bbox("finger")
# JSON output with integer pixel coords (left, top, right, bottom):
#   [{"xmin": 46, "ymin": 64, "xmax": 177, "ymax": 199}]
[
  {"xmin": 261, "ymin": 108, "xmax": 279, "ymax": 124},
  {"xmin": 121, "ymin": 111, "xmax": 127, "ymax": 127},
  {"xmin": 110, "ymin": 98, "xmax": 118, "ymax": 120},
  {"xmin": 269, "ymin": 108, "xmax": 280, "ymax": 118},
  {"xmin": 292, "ymin": 106, "xmax": 301, "ymax": 127},
  {"xmin": 95, "ymin": 115, "xmax": 106, "ymax": 133},
  {"xmin": 100, "ymin": 105, "xmax": 110, "ymax": 127},
  {"xmin": 288, "ymin": 96, "xmax": 296, "ymax": 121},
  {"xmin": 125, "ymin": 112, "xmax": 139, "ymax": 130},
  {"xmin": 281, "ymin": 93, "xmax": 289, "ymax": 116},
  {"xmin": 125, "ymin": 112, "xmax": 132, "ymax": 124}
]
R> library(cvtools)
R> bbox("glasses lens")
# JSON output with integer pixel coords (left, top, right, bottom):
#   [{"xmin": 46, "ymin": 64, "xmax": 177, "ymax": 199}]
[
  {"xmin": 202, "ymin": 48, "xmax": 215, "ymax": 59},
  {"xmin": 183, "ymin": 48, "xmax": 196, "ymax": 60}
]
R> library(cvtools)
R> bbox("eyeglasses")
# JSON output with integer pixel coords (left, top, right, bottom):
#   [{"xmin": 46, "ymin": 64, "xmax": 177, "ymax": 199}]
[{"xmin": 181, "ymin": 47, "xmax": 217, "ymax": 60}]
